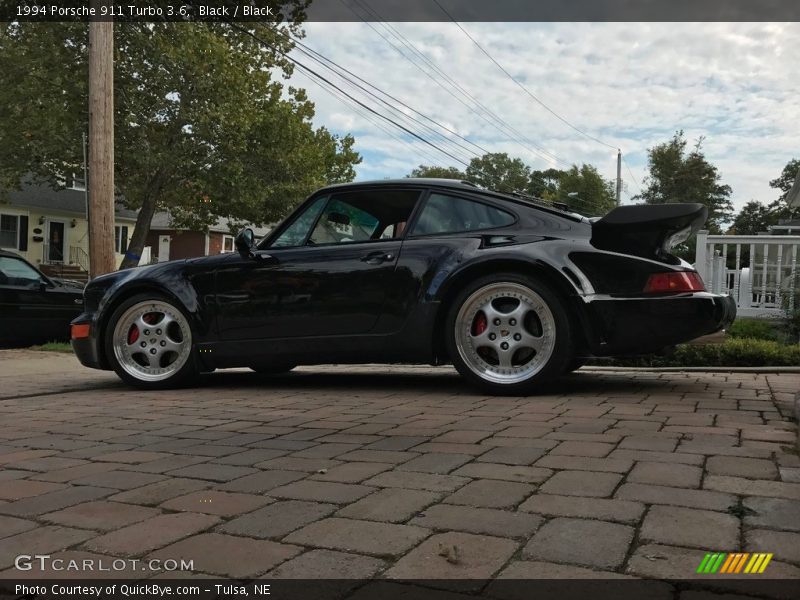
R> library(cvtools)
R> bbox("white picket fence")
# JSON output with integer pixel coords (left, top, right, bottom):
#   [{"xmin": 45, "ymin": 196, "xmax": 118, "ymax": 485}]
[{"xmin": 695, "ymin": 230, "xmax": 800, "ymax": 318}]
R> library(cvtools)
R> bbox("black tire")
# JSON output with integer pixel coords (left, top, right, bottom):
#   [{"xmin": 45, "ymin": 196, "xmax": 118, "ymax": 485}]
[
  {"xmin": 445, "ymin": 272, "xmax": 573, "ymax": 395},
  {"xmin": 250, "ymin": 364, "xmax": 296, "ymax": 375},
  {"xmin": 104, "ymin": 293, "xmax": 199, "ymax": 389}
]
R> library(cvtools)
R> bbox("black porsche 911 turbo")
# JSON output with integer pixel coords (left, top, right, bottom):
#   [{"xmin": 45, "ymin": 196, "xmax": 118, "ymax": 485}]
[{"xmin": 71, "ymin": 178, "xmax": 735, "ymax": 393}]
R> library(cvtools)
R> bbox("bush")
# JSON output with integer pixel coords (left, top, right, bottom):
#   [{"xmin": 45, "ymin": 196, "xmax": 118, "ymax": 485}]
[
  {"xmin": 591, "ymin": 337, "xmax": 800, "ymax": 368},
  {"xmin": 726, "ymin": 318, "xmax": 778, "ymax": 341}
]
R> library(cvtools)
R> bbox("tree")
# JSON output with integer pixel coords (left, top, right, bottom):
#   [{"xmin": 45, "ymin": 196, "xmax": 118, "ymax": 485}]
[
  {"xmin": 635, "ymin": 131, "xmax": 733, "ymax": 233},
  {"xmin": 0, "ymin": 17, "xmax": 361, "ymax": 269},
  {"xmin": 728, "ymin": 200, "xmax": 775, "ymax": 235},
  {"xmin": 767, "ymin": 158, "xmax": 800, "ymax": 221},
  {"xmin": 465, "ymin": 153, "xmax": 530, "ymax": 193},
  {"xmin": 407, "ymin": 165, "xmax": 466, "ymax": 179},
  {"xmin": 549, "ymin": 164, "xmax": 616, "ymax": 216}
]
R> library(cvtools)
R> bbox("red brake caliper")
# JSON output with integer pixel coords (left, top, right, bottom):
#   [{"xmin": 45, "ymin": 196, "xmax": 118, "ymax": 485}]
[
  {"xmin": 472, "ymin": 311, "xmax": 487, "ymax": 336},
  {"xmin": 128, "ymin": 325, "xmax": 139, "ymax": 345}
]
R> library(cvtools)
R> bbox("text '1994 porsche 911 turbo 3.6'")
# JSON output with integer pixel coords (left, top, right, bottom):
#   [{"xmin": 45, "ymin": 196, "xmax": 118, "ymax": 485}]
[{"xmin": 70, "ymin": 179, "xmax": 735, "ymax": 394}]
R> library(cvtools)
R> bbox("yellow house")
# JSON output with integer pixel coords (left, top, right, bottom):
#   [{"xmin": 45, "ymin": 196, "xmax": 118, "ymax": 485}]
[{"xmin": 0, "ymin": 178, "xmax": 137, "ymax": 279}]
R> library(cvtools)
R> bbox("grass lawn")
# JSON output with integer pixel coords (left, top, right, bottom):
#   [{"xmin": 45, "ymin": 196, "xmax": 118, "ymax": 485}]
[{"xmin": 28, "ymin": 342, "xmax": 73, "ymax": 353}]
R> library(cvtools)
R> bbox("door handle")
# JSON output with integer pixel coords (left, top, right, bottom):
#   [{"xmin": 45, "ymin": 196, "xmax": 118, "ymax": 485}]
[{"xmin": 360, "ymin": 251, "xmax": 395, "ymax": 264}]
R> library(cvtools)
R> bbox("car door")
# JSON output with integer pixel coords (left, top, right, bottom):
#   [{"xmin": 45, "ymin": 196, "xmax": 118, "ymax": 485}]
[{"xmin": 215, "ymin": 188, "xmax": 422, "ymax": 343}]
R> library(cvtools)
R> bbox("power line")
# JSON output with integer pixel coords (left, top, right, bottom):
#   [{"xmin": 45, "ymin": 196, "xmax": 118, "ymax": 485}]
[
  {"xmin": 431, "ymin": 0, "xmax": 618, "ymax": 152},
  {"xmin": 622, "ymin": 156, "xmax": 643, "ymax": 195}
]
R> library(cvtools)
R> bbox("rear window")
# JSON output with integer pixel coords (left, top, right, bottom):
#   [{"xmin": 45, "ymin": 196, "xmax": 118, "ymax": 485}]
[{"xmin": 412, "ymin": 193, "xmax": 515, "ymax": 236}]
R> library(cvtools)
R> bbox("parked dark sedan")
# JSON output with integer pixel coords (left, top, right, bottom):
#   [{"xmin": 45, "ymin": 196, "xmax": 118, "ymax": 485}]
[
  {"xmin": 0, "ymin": 249, "xmax": 84, "ymax": 347},
  {"xmin": 71, "ymin": 179, "xmax": 735, "ymax": 393}
]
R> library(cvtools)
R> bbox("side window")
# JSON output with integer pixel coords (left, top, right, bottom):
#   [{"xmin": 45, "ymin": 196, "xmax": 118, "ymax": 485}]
[
  {"xmin": 270, "ymin": 196, "xmax": 327, "ymax": 248},
  {"xmin": 0, "ymin": 256, "xmax": 42, "ymax": 287},
  {"xmin": 411, "ymin": 193, "xmax": 516, "ymax": 236},
  {"xmin": 307, "ymin": 190, "xmax": 420, "ymax": 246}
]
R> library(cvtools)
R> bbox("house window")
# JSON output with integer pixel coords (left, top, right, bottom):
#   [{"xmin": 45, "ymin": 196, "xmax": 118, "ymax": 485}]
[
  {"xmin": 222, "ymin": 235, "xmax": 234, "ymax": 253},
  {"xmin": 66, "ymin": 173, "xmax": 86, "ymax": 191},
  {"xmin": 114, "ymin": 225, "xmax": 129, "ymax": 254},
  {"xmin": 0, "ymin": 214, "xmax": 28, "ymax": 251}
]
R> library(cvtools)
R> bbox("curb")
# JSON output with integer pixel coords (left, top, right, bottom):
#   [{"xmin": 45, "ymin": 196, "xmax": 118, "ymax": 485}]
[{"xmin": 583, "ymin": 366, "xmax": 800, "ymax": 374}]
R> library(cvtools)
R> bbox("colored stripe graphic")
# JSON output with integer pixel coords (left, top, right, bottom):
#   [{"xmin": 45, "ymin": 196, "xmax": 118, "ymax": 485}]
[{"xmin": 698, "ymin": 552, "xmax": 774, "ymax": 575}]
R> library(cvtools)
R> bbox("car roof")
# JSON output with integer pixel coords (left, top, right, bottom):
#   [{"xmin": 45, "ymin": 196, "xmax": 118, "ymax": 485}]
[
  {"xmin": 0, "ymin": 249, "xmax": 23, "ymax": 258},
  {"xmin": 317, "ymin": 178, "xmax": 584, "ymax": 222}
]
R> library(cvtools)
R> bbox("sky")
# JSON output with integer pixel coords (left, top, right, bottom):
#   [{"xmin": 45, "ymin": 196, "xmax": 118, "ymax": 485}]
[{"xmin": 287, "ymin": 21, "xmax": 799, "ymax": 213}]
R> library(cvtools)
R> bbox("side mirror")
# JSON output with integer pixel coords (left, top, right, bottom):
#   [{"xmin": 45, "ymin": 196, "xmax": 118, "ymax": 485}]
[{"xmin": 235, "ymin": 228, "xmax": 255, "ymax": 256}]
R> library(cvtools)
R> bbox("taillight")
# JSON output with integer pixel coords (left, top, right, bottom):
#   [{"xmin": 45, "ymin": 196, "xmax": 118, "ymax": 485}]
[
  {"xmin": 644, "ymin": 272, "xmax": 705, "ymax": 294},
  {"xmin": 71, "ymin": 323, "xmax": 91, "ymax": 339}
]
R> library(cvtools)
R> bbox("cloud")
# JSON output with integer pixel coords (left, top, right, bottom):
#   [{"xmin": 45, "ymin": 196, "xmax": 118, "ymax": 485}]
[{"xmin": 291, "ymin": 22, "xmax": 798, "ymax": 212}]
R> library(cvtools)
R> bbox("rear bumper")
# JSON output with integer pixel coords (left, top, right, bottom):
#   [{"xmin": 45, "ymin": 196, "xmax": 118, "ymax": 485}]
[
  {"xmin": 585, "ymin": 292, "xmax": 736, "ymax": 356},
  {"xmin": 70, "ymin": 313, "xmax": 106, "ymax": 370}
]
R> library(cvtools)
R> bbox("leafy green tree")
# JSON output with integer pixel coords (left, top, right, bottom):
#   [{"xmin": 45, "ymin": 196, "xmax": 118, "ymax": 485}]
[
  {"xmin": 636, "ymin": 131, "xmax": 733, "ymax": 233},
  {"xmin": 767, "ymin": 158, "xmax": 800, "ymax": 221},
  {"xmin": 553, "ymin": 164, "xmax": 616, "ymax": 216},
  {"xmin": 407, "ymin": 165, "xmax": 466, "ymax": 179},
  {"xmin": 728, "ymin": 200, "xmax": 775, "ymax": 235},
  {"xmin": 465, "ymin": 153, "xmax": 530, "ymax": 193},
  {"xmin": 0, "ymin": 17, "xmax": 360, "ymax": 269}
]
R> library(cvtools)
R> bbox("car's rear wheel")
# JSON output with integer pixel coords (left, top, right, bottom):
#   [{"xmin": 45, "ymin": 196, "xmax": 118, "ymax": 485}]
[
  {"xmin": 446, "ymin": 273, "xmax": 572, "ymax": 395},
  {"xmin": 105, "ymin": 294, "xmax": 198, "ymax": 389}
]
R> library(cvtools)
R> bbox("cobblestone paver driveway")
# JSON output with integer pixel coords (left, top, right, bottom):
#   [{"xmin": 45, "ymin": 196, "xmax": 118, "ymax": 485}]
[{"xmin": 0, "ymin": 350, "xmax": 798, "ymax": 591}]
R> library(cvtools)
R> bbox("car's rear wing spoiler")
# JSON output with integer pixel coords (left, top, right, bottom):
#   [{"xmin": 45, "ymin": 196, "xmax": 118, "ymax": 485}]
[{"xmin": 591, "ymin": 203, "xmax": 708, "ymax": 263}]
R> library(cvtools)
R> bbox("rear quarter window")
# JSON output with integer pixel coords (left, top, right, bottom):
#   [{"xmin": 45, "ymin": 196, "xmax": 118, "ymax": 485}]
[{"xmin": 411, "ymin": 193, "xmax": 516, "ymax": 236}]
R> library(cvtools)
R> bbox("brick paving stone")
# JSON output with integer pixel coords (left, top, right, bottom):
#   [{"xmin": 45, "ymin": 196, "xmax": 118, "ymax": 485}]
[
  {"xmin": 746, "ymin": 529, "xmax": 800, "ymax": 565},
  {"xmin": 616, "ymin": 483, "xmax": 736, "ymax": 511},
  {"xmin": 609, "ymin": 449, "xmax": 704, "ymax": 465},
  {"xmin": 109, "ymin": 478, "xmax": 209, "ymax": 506},
  {"xmin": 397, "ymin": 453, "xmax": 473, "ymax": 474},
  {"xmin": 522, "ymin": 518, "xmax": 633, "ymax": 570},
  {"xmin": 365, "ymin": 436, "xmax": 428, "ymax": 451},
  {"xmin": 364, "ymin": 470, "xmax": 470, "ymax": 493},
  {"xmin": 268, "ymin": 480, "xmax": 375, "ymax": 504},
  {"xmin": 410, "ymin": 504, "xmax": 542, "ymax": 538},
  {"xmin": 619, "ymin": 436, "xmax": 678, "ymax": 452},
  {"xmin": 0, "ymin": 525, "xmax": 96, "ymax": 570},
  {"xmin": 384, "ymin": 532, "xmax": 518, "ymax": 590},
  {"xmin": 117, "ymin": 455, "xmax": 208, "ymax": 474},
  {"xmin": 219, "ymin": 500, "xmax": 335, "ymax": 539},
  {"xmin": 494, "ymin": 426, "xmax": 554, "ymax": 438},
  {"xmin": 311, "ymin": 461, "xmax": 393, "ymax": 483},
  {"xmin": 704, "ymin": 475, "xmax": 800, "ymax": 500},
  {"xmin": 535, "ymin": 455, "xmax": 633, "ymax": 473},
  {"xmin": 411, "ymin": 443, "xmax": 489, "ymax": 456},
  {"xmin": 96, "ymin": 451, "xmax": 172, "ymax": 464},
  {"xmin": 82, "ymin": 512, "xmax": 220, "ymax": 556},
  {"xmin": 706, "ymin": 456, "xmax": 779, "ymax": 480},
  {"xmin": 451, "ymin": 463, "xmax": 552, "ymax": 484},
  {"xmin": 160, "ymin": 490, "xmax": 270, "ymax": 517},
  {"xmin": 254, "ymin": 457, "xmax": 343, "ymax": 472},
  {"xmin": 4, "ymin": 456, "xmax": 88, "ymax": 472},
  {"xmin": 0, "ymin": 479, "xmax": 64, "ymax": 500},
  {"xmin": 444, "ymin": 479, "xmax": 532, "ymax": 509},
  {"xmin": 335, "ymin": 449, "xmax": 419, "ymax": 464},
  {"xmin": 0, "ymin": 485, "xmax": 115, "ymax": 517},
  {"xmin": 209, "ymin": 448, "xmax": 288, "ymax": 466},
  {"xmin": 268, "ymin": 548, "xmax": 386, "ymax": 578},
  {"xmin": 42, "ymin": 500, "xmax": 159, "ymax": 531},
  {"xmin": 0, "ymin": 515, "xmax": 36, "ymax": 539},
  {"xmin": 493, "ymin": 559, "xmax": 643, "ymax": 579},
  {"xmin": 743, "ymin": 497, "xmax": 800, "ymax": 532},
  {"xmin": 216, "ymin": 470, "xmax": 305, "ymax": 494},
  {"xmin": 549, "ymin": 441, "xmax": 615, "ymax": 457},
  {"xmin": 539, "ymin": 470, "xmax": 622, "ymax": 498},
  {"xmin": 519, "ymin": 494, "xmax": 645, "ymax": 524},
  {"xmin": 165, "ymin": 463, "xmax": 258, "ymax": 482},
  {"xmin": 627, "ymin": 462, "xmax": 703, "ymax": 488},
  {"xmin": 639, "ymin": 505, "xmax": 739, "ymax": 550},
  {"xmin": 433, "ymin": 431, "xmax": 493, "ymax": 444},
  {"xmin": 148, "ymin": 533, "xmax": 300, "ymax": 578},
  {"xmin": 291, "ymin": 443, "xmax": 360, "ymax": 459},
  {"xmin": 70, "ymin": 470, "xmax": 166, "ymax": 490},
  {"xmin": 336, "ymin": 488, "xmax": 440, "ymax": 523},
  {"xmin": 284, "ymin": 517, "xmax": 429, "ymax": 557},
  {"xmin": 475, "ymin": 446, "xmax": 545, "ymax": 465},
  {"xmin": 0, "ymin": 449, "xmax": 57, "ymax": 464}
]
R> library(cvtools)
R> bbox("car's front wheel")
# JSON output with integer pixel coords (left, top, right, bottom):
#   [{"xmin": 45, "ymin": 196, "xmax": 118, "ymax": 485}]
[
  {"xmin": 446, "ymin": 273, "xmax": 573, "ymax": 395},
  {"xmin": 105, "ymin": 294, "xmax": 198, "ymax": 389}
]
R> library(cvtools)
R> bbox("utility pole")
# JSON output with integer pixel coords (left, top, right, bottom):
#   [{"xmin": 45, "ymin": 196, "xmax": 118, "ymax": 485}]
[
  {"xmin": 88, "ymin": 7, "xmax": 115, "ymax": 278},
  {"xmin": 615, "ymin": 149, "xmax": 622, "ymax": 206}
]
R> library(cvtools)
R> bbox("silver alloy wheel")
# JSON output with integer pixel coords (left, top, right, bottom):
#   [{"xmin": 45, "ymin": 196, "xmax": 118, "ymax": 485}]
[
  {"xmin": 112, "ymin": 300, "xmax": 192, "ymax": 382},
  {"xmin": 454, "ymin": 282, "xmax": 556, "ymax": 385}
]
